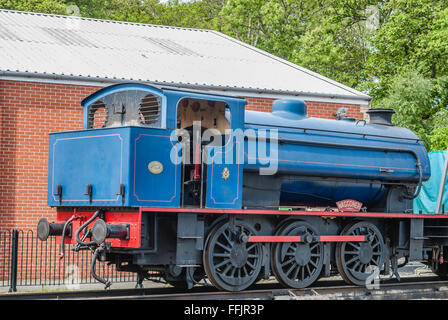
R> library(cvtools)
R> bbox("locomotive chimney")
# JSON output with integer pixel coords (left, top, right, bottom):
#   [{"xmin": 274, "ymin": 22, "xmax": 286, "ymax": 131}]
[{"xmin": 366, "ymin": 108, "xmax": 395, "ymax": 126}]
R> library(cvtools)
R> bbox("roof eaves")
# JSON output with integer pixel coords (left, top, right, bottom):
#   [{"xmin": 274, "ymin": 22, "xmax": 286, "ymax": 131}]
[{"xmin": 0, "ymin": 70, "xmax": 372, "ymax": 103}]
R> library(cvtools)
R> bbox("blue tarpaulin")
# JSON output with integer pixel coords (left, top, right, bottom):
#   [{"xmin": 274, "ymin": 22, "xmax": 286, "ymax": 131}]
[{"xmin": 414, "ymin": 150, "xmax": 448, "ymax": 214}]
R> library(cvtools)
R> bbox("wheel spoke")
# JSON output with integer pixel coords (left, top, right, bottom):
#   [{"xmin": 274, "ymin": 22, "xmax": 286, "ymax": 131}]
[
  {"xmin": 359, "ymin": 264, "xmax": 367, "ymax": 272},
  {"xmin": 306, "ymin": 264, "xmax": 312, "ymax": 277},
  {"xmin": 309, "ymin": 259, "xmax": 317, "ymax": 268},
  {"xmin": 215, "ymin": 241, "xmax": 232, "ymax": 252},
  {"xmin": 243, "ymin": 266, "xmax": 248, "ymax": 277},
  {"xmin": 246, "ymin": 260, "xmax": 255, "ymax": 270},
  {"xmin": 343, "ymin": 250, "xmax": 359, "ymax": 255},
  {"xmin": 281, "ymin": 258, "xmax": 295, "ymax": 268},
  {"xmin": 222, "ymin": 230, "xmax": 233, "ymax": 246},
  {"xmin": 345, "ymin": 256, "xmax": 359, "ymax": 265},
  {"xmin": 292, "ymin": 265, "xmax": 300, "ymax": 280},
  {"xmin": 350, "ymin": 261, "xmax": 361, "ymax": 272},
  {"xmin": 285, "ymin": 264, "xmax": 296, "ymax": 277},
  {"xmin": 348, "ymin": 242, "xmax": 360, "ymax": 250},
  {"xmin": 246, "ymin": 244, "xmax": 257, "ymax": 252},
  {"xmin": 214, "ymin": 259, "xmax": 231, "ymax": 269},
  {"xmin": 220, "ymin": 264, "xmax": 232, "ymax": 276}
]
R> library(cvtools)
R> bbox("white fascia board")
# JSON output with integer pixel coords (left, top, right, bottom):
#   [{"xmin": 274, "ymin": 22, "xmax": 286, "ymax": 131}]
[{"xmin": 0, "ymin": 73, "xmax": 370, "ymax": 106}]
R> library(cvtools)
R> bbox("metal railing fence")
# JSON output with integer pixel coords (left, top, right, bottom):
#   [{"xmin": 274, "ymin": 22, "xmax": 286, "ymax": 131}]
[{"xmin": 0, "ymin": 229, "xmax": 136, "ymax": 292}]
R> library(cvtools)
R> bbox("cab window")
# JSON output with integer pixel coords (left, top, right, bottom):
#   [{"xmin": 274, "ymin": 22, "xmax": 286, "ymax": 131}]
[{"xmin": 87, "ymin": 90, "xmax": 162, "ymax": 128}]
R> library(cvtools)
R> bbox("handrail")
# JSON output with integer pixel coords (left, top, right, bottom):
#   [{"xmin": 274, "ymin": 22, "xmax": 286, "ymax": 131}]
[
  {"xmin": 436, "ymin": 147, "xmax": 448, "ymax": 214},
  {"xmin": 245, "ymin": 122, "xmax": 422, "ymax": 143}
]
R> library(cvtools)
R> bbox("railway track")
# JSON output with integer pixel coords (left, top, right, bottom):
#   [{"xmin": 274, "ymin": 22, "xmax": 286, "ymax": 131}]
[{"xmin": 1, "ymin": 276, "xmax": 448, "ymax": 300}]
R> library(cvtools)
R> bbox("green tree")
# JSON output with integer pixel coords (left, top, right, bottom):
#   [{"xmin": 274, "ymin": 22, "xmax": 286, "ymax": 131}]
[
  {"xmin": 430, "ymin": 100, "xmax": 448, "ymax": 151},
  {"xmin": 61, "ymin": 0, "xmax": 164, "ymax": 23},
  {"xmin": 366, "ymin": 0, "xmax": 448, "ymax": 98},
  {"xmin": 220, "ymin": 0, "xmax": 380, "ymax": 88},
  {"xmin": 0, "ymin": 0, "xmax": 66, "ymax": 14},
  {"xmin": 159, "ymin": 0, "xmax": 225, "ymax": 29},
  {"xmin": 294, "ymin": 0, "xmax": 384, "ymax": 88},
  {"xmin": 62, "ymin": 0, "xmax": 225, "ymax": 28},
  {"xmin": 374, "ymin": 69, "xmax": 440, "ymax": 150}
]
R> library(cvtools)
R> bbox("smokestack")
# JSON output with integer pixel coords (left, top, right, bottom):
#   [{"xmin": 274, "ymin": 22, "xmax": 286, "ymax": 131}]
[{"xmin": 366, "ymin": 108, "xmax": 395, "ymax": 126}]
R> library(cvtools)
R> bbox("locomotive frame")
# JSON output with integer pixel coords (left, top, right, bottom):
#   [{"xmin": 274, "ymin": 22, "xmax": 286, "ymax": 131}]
[{"xmin": 37, "ymin": 83, "xmax": 448, "ymax": 292}]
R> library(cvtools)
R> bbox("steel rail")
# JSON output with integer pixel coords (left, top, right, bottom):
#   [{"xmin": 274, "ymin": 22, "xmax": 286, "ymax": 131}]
[{"xmin": 1, "ymin": 276, "xmax": 447, "ymax": 300}]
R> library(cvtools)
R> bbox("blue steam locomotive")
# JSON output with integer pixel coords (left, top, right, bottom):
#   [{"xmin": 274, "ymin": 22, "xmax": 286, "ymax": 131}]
[{"xmin": 37, "ymin": 83, "xmax": 447, "ymax": 291}]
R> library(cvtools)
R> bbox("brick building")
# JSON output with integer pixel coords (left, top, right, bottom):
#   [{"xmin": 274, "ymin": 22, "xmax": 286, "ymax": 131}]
[{"xmin": 0, "ymin": 10, "xmax": 371, "ymax": 231}]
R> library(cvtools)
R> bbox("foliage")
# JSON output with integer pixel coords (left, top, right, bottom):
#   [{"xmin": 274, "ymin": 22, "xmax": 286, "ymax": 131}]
[
  {"xmin": 219, "ymin": 0, "xmax": 376, "ymax": 88},
  {"xmin": 431, "ymin": 108, "xmax": 448, "ymax": 151},
  {"xmin": 61, "ymin": 0, "xmax": 225, "ymax": 28},
  {"xmin": 366, "ymin": 0, "xmax": 448, "ymax": 98},
  {"xmin": 374, "ymin": 69, "xmax": 436, "ymax": 149},
  {"xmin": 1, "ymin": 0, "xmax": 447, "ymax": 150},
  {"xmin": 0, "ymin": 0, "xmax": 66, "ymax": 13}
]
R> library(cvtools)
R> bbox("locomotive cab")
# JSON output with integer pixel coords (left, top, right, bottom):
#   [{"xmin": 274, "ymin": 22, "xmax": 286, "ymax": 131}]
[
  {"xmin": 47, "ymin": 83, "xmax": 246, "ymax": 210},
  {"xmin": 82, "ymin": 85, "xmax": 237, "ymax": 208},
  {"xmin": 176, "ymin": 98, "xmax": 231, "ymax": 206}
]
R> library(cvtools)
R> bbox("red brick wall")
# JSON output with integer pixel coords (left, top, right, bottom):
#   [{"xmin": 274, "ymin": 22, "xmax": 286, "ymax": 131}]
[
  {"xmin": 0, "ymin": 80, "xmax": 364, "ymax": 231},
  {"xmin": 245, "ymin": 97, "xmax": 364, "ymax": 120},
  {"xmin": 0, "ymin": 80, "xmax": 100, "ymax": 230}
]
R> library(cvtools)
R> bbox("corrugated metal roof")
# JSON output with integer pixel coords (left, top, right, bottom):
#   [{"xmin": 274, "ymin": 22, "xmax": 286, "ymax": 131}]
[{"xmin": 0, "ymin": 9, "xmax": 371, "ymax": 101}]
